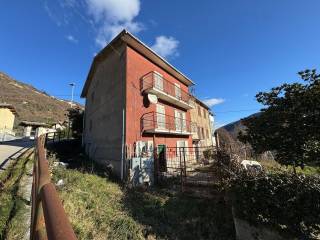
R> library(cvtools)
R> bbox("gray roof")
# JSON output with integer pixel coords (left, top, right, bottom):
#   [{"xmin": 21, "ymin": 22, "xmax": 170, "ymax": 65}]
[{"xmin": 20, "ymin": 121, "xmax": 49, "ymax": 127}]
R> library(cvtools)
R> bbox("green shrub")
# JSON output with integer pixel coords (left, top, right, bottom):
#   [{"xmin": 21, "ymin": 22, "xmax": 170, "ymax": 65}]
[{"xmin": 231, "ymin": 172, "xmax": 320, "ymax": 239}]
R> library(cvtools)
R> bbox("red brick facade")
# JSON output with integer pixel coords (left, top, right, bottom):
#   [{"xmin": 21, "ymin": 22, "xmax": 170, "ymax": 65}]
[{"xmin": 125, "ymin": 46, "xmax": 192, "ymax": 149}]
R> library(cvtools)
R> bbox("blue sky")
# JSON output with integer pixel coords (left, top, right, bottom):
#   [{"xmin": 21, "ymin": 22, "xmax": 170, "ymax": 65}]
[{"xmin": 0, "ymin": 1, "xmax": 319, "ymax": 128}]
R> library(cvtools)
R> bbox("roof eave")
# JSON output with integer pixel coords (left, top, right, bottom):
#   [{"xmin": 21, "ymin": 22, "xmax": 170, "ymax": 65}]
[{"xmin": 81, "ymin": 30, "xmax": 195, "ymax": 98}]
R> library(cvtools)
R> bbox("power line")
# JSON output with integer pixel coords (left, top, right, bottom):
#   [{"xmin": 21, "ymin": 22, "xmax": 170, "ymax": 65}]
[{"xmin": 214, "ymin": 108, "xmax": 261, "ymax": 114}]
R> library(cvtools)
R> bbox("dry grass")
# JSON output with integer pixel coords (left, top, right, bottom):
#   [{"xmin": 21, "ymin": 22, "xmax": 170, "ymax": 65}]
[
  {"xmin": 0, "ymin": 149, "xmax": 33, "ymax": 240},
  {"xmin": 48, "ymin": 141, "xmax": 236, "ymax": 240}
]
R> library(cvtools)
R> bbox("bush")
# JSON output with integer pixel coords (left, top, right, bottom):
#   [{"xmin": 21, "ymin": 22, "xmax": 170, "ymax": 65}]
[{"xmin": 231, "ymin": 172, "xmax": 320, "ymax": 239}]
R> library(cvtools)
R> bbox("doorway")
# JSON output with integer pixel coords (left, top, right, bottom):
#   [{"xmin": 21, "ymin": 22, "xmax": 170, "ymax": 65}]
[{"xmin": 158, "ymin": 144, "xmax": 167, "ymax": 172}]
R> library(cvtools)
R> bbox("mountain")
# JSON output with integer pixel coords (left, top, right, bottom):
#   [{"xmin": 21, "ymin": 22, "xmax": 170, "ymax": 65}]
[
  {"xmin": 216, "ymin": 113, "xmax": 260, "ymax": 150},
  {"xmin": 0, "ymin": 71, "xmax": 82, "ymax": 125}
]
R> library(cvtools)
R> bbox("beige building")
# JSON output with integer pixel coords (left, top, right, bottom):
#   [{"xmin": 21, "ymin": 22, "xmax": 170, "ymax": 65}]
[
  {"xmin": 190, "ymin": 98, "xmax": 214, "ymax": 149},
  {"xmin": 20, "ymin": 121, "xmax": 51, "ymax": 139},
  {"xmin": 0, "ymin": 104, "xmax": 17, "ymax": 134}
]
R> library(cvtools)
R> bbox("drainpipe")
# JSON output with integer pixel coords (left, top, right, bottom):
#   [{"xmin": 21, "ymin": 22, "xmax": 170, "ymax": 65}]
[{"xmin": 121, "ymin": 108, "xmax": 125, "ymax": 180}]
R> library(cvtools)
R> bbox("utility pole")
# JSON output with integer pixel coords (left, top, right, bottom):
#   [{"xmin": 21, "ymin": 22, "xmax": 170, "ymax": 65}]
[
  {"xmin": 69, "ymin": 83, "xmax": 75, "ymax": 108},
  {"xmin": 68, "ymin": 83, "xmax": 75, "ymax": 139}
]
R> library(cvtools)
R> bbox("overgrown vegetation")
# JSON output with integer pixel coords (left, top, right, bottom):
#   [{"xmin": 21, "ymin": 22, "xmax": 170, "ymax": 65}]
[
  {"xmin": 67, "ymin": 107, "xmax": 84, "ymax": 139},
  {"xmin": 48, "ymin": 141, "xmax": 236, "ymax": 240},
  {"xmin": 239, "ymin": 69, "xmax": 320, "ymax": 169},
  {"xmin": 231, "ymin": 171, "xmax": 320, "ymax": 239},
  {"xmin": 0, "ymin": 150, "xmax": 33, "ymax": 240}
]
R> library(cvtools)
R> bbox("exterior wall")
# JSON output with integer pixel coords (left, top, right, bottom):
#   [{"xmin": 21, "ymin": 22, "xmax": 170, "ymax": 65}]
[
  {"xmin": 190, "ymin": 101, "xmax": 214, "ymax": 147},
  {"xmin": 23, "ymin": 126, "xmax": 32, "ymax": 137},
  {"xmin": 0, "ymin": 108, "xmax": 15, "ymax": 131},
  {"xmin": 125, "ymin": 46, "xmax": 192, "ymax": 152},
  {"xmin": 83, "ymin": 43, "xmax": 126, "ymax": 178}
]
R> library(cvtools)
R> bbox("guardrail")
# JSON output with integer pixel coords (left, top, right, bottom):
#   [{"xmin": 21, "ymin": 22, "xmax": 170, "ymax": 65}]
[{"xmin": 30, "ymin": 135, "xmax": 77, "ymax": 240}]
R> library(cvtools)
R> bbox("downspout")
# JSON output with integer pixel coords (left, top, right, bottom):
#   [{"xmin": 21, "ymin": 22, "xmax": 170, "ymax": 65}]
[{"xmin": 121, "ymin": 108, "xmax": 125, "ymax": 180}]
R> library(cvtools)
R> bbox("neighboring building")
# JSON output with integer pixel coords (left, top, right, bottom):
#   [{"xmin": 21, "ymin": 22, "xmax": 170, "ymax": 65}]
[
  {"xmin": 0, "ymin": 103, "xmax": 17, "ymax": 135},
  {"xmin": 190, "ymin": 98, "xmax": 214, "ymax": 159},
  {"xmin": 81, "ymin": 30, "xmax": 195, "ymax": 179},
  {"xmin": 51, "ymin": 121, "xmax": 66, "ymax": 131},
  {"xmin": 20, "ymin": 121, "xmax": 51, "ymax": 139}
]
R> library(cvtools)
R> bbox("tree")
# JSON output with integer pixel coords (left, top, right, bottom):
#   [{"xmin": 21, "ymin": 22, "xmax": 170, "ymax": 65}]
[
  {"xmin": 67, "ymin": 107, "xmax": 84, "ymax": 139},
  {"xmin": 239, "ymin": 69, "xmax": 320, "ymax": 168}
]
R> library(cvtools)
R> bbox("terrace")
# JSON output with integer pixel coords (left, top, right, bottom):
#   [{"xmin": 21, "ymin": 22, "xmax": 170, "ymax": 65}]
[{"xmin": 141, "ymin": 71, "xmax": 194, "ymax": 110}]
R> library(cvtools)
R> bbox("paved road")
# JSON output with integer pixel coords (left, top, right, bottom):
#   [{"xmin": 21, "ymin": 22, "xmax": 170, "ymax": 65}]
[{"xmin": 0, "ymin": 139, "xmax": 34, "ymax": 170}]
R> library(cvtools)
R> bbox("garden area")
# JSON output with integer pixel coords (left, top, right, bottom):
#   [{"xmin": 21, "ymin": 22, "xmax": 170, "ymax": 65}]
[{"xmin": 47, "ymin": 141, "xmax": 236, "ymax": 240}]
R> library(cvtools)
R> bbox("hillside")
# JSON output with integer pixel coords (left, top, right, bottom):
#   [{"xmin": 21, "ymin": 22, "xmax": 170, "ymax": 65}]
[
  {"xmin": 216, "ymin": 112, "xmax": 276, "ymax": 161},
  {"xmin": 0, "ymin": 71, "xmax": 82, "ymax": 124},
  {"xmin": 216, "ymin": 113, "xmax": 260, "ymax": 150}
]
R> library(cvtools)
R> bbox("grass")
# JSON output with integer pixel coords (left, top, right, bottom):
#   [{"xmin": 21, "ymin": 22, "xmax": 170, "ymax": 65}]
[
  {"xmin": 0, "ymin": 149, "xmax": 33, "ymax": 240},
  {"xmin": 48, "ymin": 141, "xmax": 236, "ymax": 240}
]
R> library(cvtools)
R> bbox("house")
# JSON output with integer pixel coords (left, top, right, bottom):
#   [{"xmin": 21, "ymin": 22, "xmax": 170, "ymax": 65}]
[
  {"xmin": 0, "ymin": 103, "xmax": 17, "ymax": 135},
  {"xmin": 20, "ymin": 121, "xmax": 51, "ymax": 139},
  {"xmin": 190, "ymin": 98, "xmax": 214, "ymax": 160},
  {"xmin": 81, "ymin": 30, "xmax": 195, "ymax": 179},
  {"xmin": 190, "ymin": 98, "xmax": 214, "ymax": 147}
]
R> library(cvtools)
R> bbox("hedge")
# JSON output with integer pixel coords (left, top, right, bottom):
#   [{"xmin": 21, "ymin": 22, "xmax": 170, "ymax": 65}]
[{"xmin": 231, "ymin": 172, "xmax": 320, "ymax": 239}]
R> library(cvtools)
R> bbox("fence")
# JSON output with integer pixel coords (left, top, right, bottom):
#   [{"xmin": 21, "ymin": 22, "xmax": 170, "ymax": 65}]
[
  {"xmin": 30, "ymin": 135, "xmax": 77, "ymax": 240},
  {"xmin": 153, "ymin": 146, "xmax": 218, "ymax": 189},
  {"xmin": 45, "ymin": 131, "xmax": 70, "ymax": 144}
]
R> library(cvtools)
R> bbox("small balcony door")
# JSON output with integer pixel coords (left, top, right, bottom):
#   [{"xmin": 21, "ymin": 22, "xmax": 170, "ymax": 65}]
[
  {"xmin": 174, "ymin": 83, "xmax": 181, "ymax": 100},
  {"xmin": 154, "ymin": 72, "xmax": 163, "ymax": 91},
  {"xmin": 175, "ymin": 110, "xmax": 186, "ymax": 132},
  {"xmin": 156, "ymin": 104, "xmax": 166, "ymax": 129}
]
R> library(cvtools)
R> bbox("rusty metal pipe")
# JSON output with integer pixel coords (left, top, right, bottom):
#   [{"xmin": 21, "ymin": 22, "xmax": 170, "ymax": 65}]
[{"xmin": 41, "ymin": 183, "xmax": 77, "ymax": 240}]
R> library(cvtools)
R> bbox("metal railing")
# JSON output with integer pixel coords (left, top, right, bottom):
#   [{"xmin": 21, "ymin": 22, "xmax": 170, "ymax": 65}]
[
  {"xmin": 30, "ymin": 135, "xmax": 77, "ymax": 240},
  {"xmin": 45, "ymin": 131, "xmax": 69, "ymax": 144},
  {"xmin": 141, "ymin": 111, "xmax": 195, "ymax": 133},
  {"xmin": 141, "ymin": 71, "xmax": 193, "ymax": 104}
]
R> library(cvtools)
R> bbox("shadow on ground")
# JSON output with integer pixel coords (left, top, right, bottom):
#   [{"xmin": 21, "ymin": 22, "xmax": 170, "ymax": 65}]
[
  {"xmin": 47, "ymin": 140, "xmax": 236, "ymax": 240},
  {"xmin": 122, "ymin": 187, "xmax": 236, "ymax": 240}
]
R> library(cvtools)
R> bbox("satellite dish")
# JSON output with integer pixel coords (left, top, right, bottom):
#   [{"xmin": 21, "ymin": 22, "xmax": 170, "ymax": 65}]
[{"xmin": 147, "ymin": 94, "xmax": 158, "ymax": 104}]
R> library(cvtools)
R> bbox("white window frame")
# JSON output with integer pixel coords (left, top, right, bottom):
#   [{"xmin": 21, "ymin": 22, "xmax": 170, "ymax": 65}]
[
  {"xmin": 174, "ymin": 83, "xmax": 181, "ymax": 100},
  {"xmin": 154, "ymin": 71, "xmax": 163, "ymax": 91},
  {"xmin": 156, "ymin": 104, "xmax": 166, "ymax": 130}
]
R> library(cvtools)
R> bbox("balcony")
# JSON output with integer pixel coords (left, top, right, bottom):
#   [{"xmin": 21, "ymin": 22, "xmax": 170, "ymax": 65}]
[
  {"xmin": 141, "ymin": 72, "xmax": 194, "ymax": 110},
  {"xmin": 141, "ymin": 112, "xmax": 194, "ymax": 135}
]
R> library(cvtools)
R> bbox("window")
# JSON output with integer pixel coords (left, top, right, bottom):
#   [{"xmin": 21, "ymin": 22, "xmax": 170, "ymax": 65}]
[
  {"xmin": 177, "ymin": 140, "xmax": 188, "ymax": 156},
  {"xmin": 156, "ymin": 104, "xmax": 166, "ymax": 129},
  {"xmin": 206, "ymin": 129, "xmax": 209, "ymax": 139},
  {"xmin": 203, "ymin": 109, "xmax": 206, "ymax": 119},
  {"xmin": 201, "ymin": 128, "xmax": 205, "ymax": 139},
  {"xmin": 175, "ymin": 110, "xmax": 186, "ymax": 132},
  {"xmin": 154, "ymin": 72, "xmax": 163, "ymax": 91},
  {"xmin": 198, "ymin": 106, "xmax": 201, "ymax": 116},
  {"xmin": 174, "ymin": 83, "xmax": 181, "ymax": 100}
]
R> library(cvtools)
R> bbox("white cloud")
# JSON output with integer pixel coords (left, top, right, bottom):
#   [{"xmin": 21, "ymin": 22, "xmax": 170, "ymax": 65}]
[
  {"xmin": 203, "ymin": 98, "xmax": 225, "ymax": 107},
  {"xmin": 66, "ymin": 35, "xmax": 78, "ymax": 43},
  {"xmin": 151, "ymin": 36, "xmax": 179, "ymax": 58},
  {"xmin": 85, "ymin": 0, "xmax": 143, "ymax": 47}
]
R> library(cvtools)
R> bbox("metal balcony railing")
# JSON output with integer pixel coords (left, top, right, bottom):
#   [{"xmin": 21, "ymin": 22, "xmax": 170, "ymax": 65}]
[
  {"xmin": 141, "ymin": 112, "xmax": 195, "ymax": 134},
  {"xmin": 141, "ymin": 72, "xmax": 193, "ymax": 105}
]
